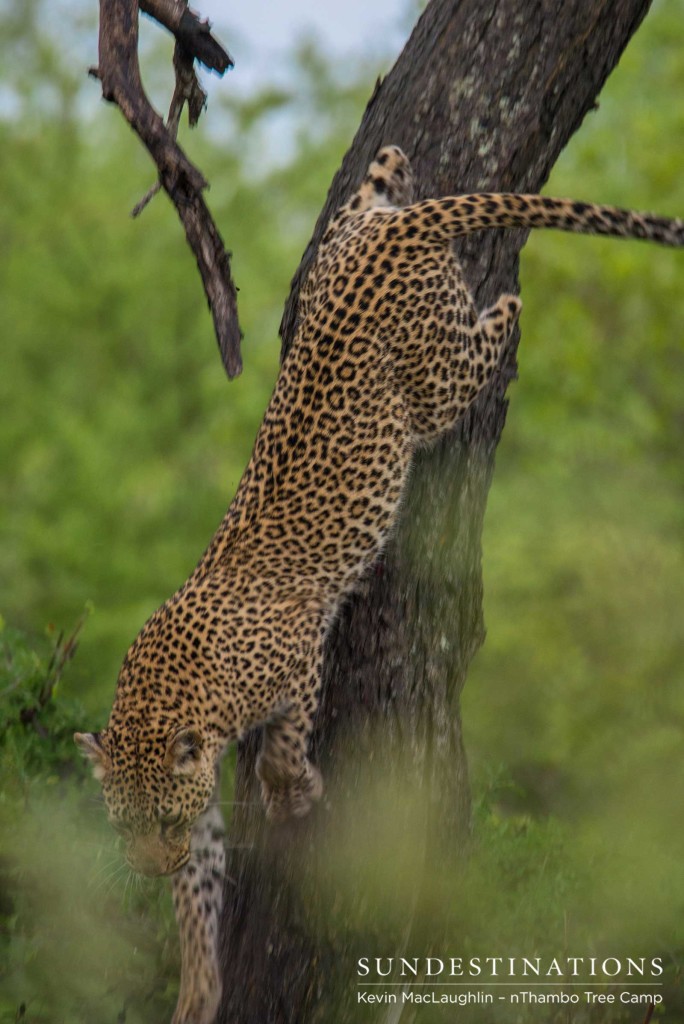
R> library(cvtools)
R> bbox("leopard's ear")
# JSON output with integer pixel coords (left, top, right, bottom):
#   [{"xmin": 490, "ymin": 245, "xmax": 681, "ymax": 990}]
[
  {"xmin": 164, "ymin": 727, "xmax": 204, "ymax": 777},
  {"xmin": 74, "ymin": 731, "xmax": 110, "ymax": 782}
]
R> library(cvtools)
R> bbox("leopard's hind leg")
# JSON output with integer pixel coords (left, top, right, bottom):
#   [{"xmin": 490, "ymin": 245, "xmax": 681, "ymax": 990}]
[
  {"xmin": 386, "ymin": 264, "xmax": 522, "ymax": 445},
  {"xmin": 441, "ymin": 293, "xmax": 522, "ymax": 424}
]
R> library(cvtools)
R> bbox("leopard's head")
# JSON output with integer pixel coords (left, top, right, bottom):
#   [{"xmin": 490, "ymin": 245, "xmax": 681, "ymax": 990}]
[{"xmin": 74, "ymin": 725, "xmax": 215, "ymax": 876}]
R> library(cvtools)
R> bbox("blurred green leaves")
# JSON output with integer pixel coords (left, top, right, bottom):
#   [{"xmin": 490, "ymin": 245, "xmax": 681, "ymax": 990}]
[
  {"xmin": 461, "ymin": 4, "xmax": 684, "ymax": 1011},
  {"xmin": 0, "ymin": 615, "xmax": 89, "ymax": 780},
  {"xmin": 0, "ymin": 623, "xmax": 178, "ymax": 1023}
]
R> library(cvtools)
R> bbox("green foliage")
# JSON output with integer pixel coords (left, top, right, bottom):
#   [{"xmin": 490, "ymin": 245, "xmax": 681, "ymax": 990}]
[
  {"xmin": 464, "ymin": 0, "xmax": 684, "ymax": 843},
  {"xmin": 0, "ymin": 615, "xmax": 90, "ymax": 780},
  {"xmin": 311, "ymin": 756, "xmax": 681, "ymax": 1021},
  {"xmin": 461, "ymin": 4, "xmax": 684, "ymax": 1011},
  {"xmin": 0, "ymin": 623, "xmax": 178, "ymax": 1023}
]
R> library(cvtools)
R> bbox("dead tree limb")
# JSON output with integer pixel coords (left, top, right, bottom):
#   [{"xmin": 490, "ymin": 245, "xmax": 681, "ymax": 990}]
[
  {"xmin": 131, "ymin": 3, "xmax": 211, "ymax": 218},
  {"xmin": 139, "ymin": 0, "xmax": 234, "ymax": 72},
  {"xmin": 94, "ymin": 0, "xmax": 242, "ymax": 378},
  {"xmin": 218, "ymin": 0, "xmax": 653, "ymax": 1020}
]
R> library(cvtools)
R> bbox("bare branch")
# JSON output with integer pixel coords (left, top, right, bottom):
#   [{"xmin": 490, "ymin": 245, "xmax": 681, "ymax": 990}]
[
  {"xmin": 131, "ymin": 16, "xmax": 207, "ymax": 218},
  {"xmin": 139, "ymin": 0, "xmax": 234, "ymax": 73},
  {"xmin": 95, "ymin": 0, "xmax": 242, "ymax": 378},
  {"xmin": 172, "ymin": 37, "xmax": 207, "ymax": 126}
]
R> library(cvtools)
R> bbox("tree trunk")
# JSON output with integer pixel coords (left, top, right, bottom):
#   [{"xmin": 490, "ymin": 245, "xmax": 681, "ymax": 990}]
[{"xmin": 217, "ymin": 0, "xmax": 652, "ymax": 1020}]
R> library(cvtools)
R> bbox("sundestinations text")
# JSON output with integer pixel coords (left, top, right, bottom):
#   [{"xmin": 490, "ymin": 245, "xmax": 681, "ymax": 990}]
[{"xmin": 357, "ymin": 957, "xmax": 663, "ymax": 979}]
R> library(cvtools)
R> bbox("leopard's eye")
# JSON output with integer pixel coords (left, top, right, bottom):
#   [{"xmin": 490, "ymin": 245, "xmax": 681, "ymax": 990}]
[
  {"xmin": 111, "ymin": 819, "xmax": 133, "ymax": 840},
  {"xmin": 160, "ymin": 811, "xmax": 183, "ymax": 835}
]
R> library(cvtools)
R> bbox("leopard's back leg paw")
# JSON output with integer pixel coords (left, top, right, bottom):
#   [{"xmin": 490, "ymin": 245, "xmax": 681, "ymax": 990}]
[{"xmin": 480, "ymin": 293, "xmax": 522, "ymax": 345}]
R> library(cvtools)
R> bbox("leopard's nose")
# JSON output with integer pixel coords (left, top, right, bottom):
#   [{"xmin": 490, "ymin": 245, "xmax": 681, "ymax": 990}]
[
  {"xmin": 127, "ymin": 851, "xmax": 164, "ymax": 877},
  {"xmin": 126, "ymin": 837, "xmax": 166, "ymax": 877}
]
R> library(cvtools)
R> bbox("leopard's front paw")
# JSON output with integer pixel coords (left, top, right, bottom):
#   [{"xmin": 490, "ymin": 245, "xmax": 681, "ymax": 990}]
[
  {"xmin": 257, "ymin": 758, "xmax": 323, "ymax": 822},
  {"xmin": 171, "ymin": 967, "xmax": 221, "ymax": 1024},
  {"xmin": 171, "ymin": 991, "xmax": 220, "ymax": 1024}
]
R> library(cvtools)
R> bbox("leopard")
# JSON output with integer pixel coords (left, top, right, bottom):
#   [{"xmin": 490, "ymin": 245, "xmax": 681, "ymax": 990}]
[{"xmin": 75, "ymin": 145, "xmax": 683, "ymax": 1023}]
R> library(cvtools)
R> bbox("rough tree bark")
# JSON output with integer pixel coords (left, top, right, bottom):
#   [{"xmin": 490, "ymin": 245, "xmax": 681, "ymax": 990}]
[{"xmin": 218, "ymin": 0, "xmax": 653, "ymax": 1021}]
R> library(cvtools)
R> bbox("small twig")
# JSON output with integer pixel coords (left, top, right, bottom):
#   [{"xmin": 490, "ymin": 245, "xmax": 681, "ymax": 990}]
[
  {"xmin": 6, "ymin": 612, "xmax": 89, "ymax": 737},
  {"xmin": 172, "ymin": 30, "xmax": 208, "ymax": 127},
  {"xmin": 131, "ymin": 180, "xmax": 161, "ymax": 217},
  {"xmin": 642, "ymin": 1001, "xmax": 655, "ymax": 1024},
  {"xmin": 39, "ymin": 611, "xmax": 89, "ymax": 706}
]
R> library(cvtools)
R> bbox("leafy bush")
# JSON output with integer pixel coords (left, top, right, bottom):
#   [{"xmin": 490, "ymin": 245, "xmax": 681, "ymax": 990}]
[
  {"xmin": 0, "ymin": 621, "xmax": 177, "ymax": 1023},
  {"xmin": 0, "ymin": 615, "xmax": 91, "ymax": 780}
]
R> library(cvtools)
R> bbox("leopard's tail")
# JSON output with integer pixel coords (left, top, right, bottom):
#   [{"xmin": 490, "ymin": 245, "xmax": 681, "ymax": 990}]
[{"xmin": 400, "ymin": 194, "xmax": 684, "ymax": 248}]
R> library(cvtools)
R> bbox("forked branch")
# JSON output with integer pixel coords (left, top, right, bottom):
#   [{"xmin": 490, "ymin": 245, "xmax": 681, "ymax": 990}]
[{"xmin": 93, "ymin": 0, "xmax": 242, "ymax": 378}]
